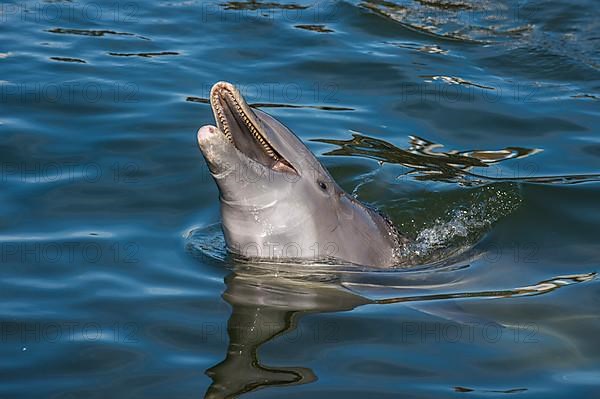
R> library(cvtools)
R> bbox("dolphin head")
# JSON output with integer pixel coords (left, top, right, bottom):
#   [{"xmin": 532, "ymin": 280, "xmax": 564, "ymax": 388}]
[{"xmin": 197, "ymin": 82, "xmax": 406, "ymax": 267}]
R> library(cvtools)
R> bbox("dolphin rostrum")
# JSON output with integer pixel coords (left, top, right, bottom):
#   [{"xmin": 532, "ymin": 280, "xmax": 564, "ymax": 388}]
[{"xmin": 197, "ymin": 82, "xmax": 408, "ymax": 268}]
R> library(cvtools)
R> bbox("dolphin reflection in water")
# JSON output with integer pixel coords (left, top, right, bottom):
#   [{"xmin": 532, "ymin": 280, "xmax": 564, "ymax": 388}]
[{"xmin": 202, "ymin": 260, "xmax": 594, "ymax": 399}]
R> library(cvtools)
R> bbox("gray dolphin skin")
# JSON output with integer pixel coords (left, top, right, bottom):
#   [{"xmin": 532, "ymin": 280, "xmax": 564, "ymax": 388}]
[{"xmin": 197, "ymin": 82, "xmax": 407, "ymax": 268}]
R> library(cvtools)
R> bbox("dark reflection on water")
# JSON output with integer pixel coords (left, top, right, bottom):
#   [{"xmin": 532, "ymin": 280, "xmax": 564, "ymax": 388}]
[
  {"xmin": 186, "ymin": 96, "xmax": 354, "ymax": 111},
  {"xmin": 360, "ymin": 0, "xmax": 502, "ymax": 43},
  {"xmin": 46, "ymin": 28, "xmax": 134, "ymax": 37},
  {"xmin": 294, "ymin": 24, "xmax": 335, "ymax": 33},
  {"xmin": 108, "ymin": 52, "xmax": 180, "ymax": 58},
  {"xmin": 46, "ymin": 27, "xmax": 150, "ymax": 40},
  {"xmin": 454, "ymin": 386, "xmax": 528, "ymax": 393},
  {"xmin": 200, "ymin": 259, "xmax": 595, "ymax": 398},
  {"xmin": 50, "ymin": 56, "xmax": 87, "ymax": 64},
  {"xmin": 317, "ymin": 133, "xmax": 600, "ymax": 186},
  {"xmin": 220, "ymin": 1, "xmax": 309, "ymax": 11}
]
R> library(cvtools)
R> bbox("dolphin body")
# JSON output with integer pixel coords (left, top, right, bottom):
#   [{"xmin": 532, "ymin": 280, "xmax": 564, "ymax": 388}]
[{"xmin": 197, "ymin": 82, "xmax": 408, "ymax": 268}]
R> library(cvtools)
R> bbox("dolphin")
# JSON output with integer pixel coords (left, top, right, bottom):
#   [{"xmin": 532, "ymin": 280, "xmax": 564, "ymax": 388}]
[{"xmin": 196, "ymin": 82, "xmax": 408, "ymax": 268}]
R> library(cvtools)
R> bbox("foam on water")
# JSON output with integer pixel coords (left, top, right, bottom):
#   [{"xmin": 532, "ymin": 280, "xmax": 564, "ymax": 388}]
[{"xmin": 399, "ymin": 184, "xmax": 522, "ymax": 264}]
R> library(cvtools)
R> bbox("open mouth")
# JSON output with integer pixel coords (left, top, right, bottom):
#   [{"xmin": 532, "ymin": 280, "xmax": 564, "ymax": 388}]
[{"xmin": 210, "ymin": 82, "xmax": 297, "ymax": 175}]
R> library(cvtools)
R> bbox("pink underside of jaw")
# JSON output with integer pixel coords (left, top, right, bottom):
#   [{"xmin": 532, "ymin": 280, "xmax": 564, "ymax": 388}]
[{"xmin": 197, "ymin": 125, "xmax": 218, "ymax": 143}]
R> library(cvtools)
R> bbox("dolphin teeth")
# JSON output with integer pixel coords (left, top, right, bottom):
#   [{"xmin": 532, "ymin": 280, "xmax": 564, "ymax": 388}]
[
  {"xmin": 212, "ymin": 86, "xmax": 297, "ymax": 174},
  {"xmin": 222, "ymin": 90, "xmax": 280, "ymax": 161},
  {"xmin": 212, "ymin": 93, "xmax": 234, "ymax": 143}
]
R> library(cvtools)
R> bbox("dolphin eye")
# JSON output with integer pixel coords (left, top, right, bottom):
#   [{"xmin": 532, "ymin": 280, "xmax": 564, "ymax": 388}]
[{"xmin": 318, "ymin": 180, "xmax": 328, "ymax": 191}]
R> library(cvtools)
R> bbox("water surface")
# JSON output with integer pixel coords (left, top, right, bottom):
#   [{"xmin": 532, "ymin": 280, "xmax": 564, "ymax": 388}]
[{"xmin": 0, "ymin": 0, "xmax": 599, "ymax": 398}]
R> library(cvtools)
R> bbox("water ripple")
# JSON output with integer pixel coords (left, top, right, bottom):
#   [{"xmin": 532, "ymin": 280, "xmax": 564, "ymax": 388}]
[
  {"xmin": 316, "ymin": 133, "xmax": 600, "ymax": 186},
  {"xmin": 46, "ymin": 28, "xmax": 150, "ymax": 40},
  {"xmin": 108, "ymin": 52, "xmax": 180, "ymax": 58},
  {"xmin": 186, "ymin": 96, "xmax": 354, "ymax": 111},
  {"xmin": 49, "ymin": 57, "xmax": 87, "ymax": 64}
]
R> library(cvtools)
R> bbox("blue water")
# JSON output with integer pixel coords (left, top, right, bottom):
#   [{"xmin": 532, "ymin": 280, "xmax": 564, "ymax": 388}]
[{"xmin": 1, "ymin": 0, "xmax": 599, "ymax": 398}]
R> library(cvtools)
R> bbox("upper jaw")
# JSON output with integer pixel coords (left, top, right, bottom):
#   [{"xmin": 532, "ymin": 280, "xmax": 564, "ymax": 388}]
[
  {"xmin": 209, "ymin": 82, "xmax": 297, "ymax": 175},
  {"xmin": 209, "ymin": 82, "xmax": 260, "ymax": 148}
]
